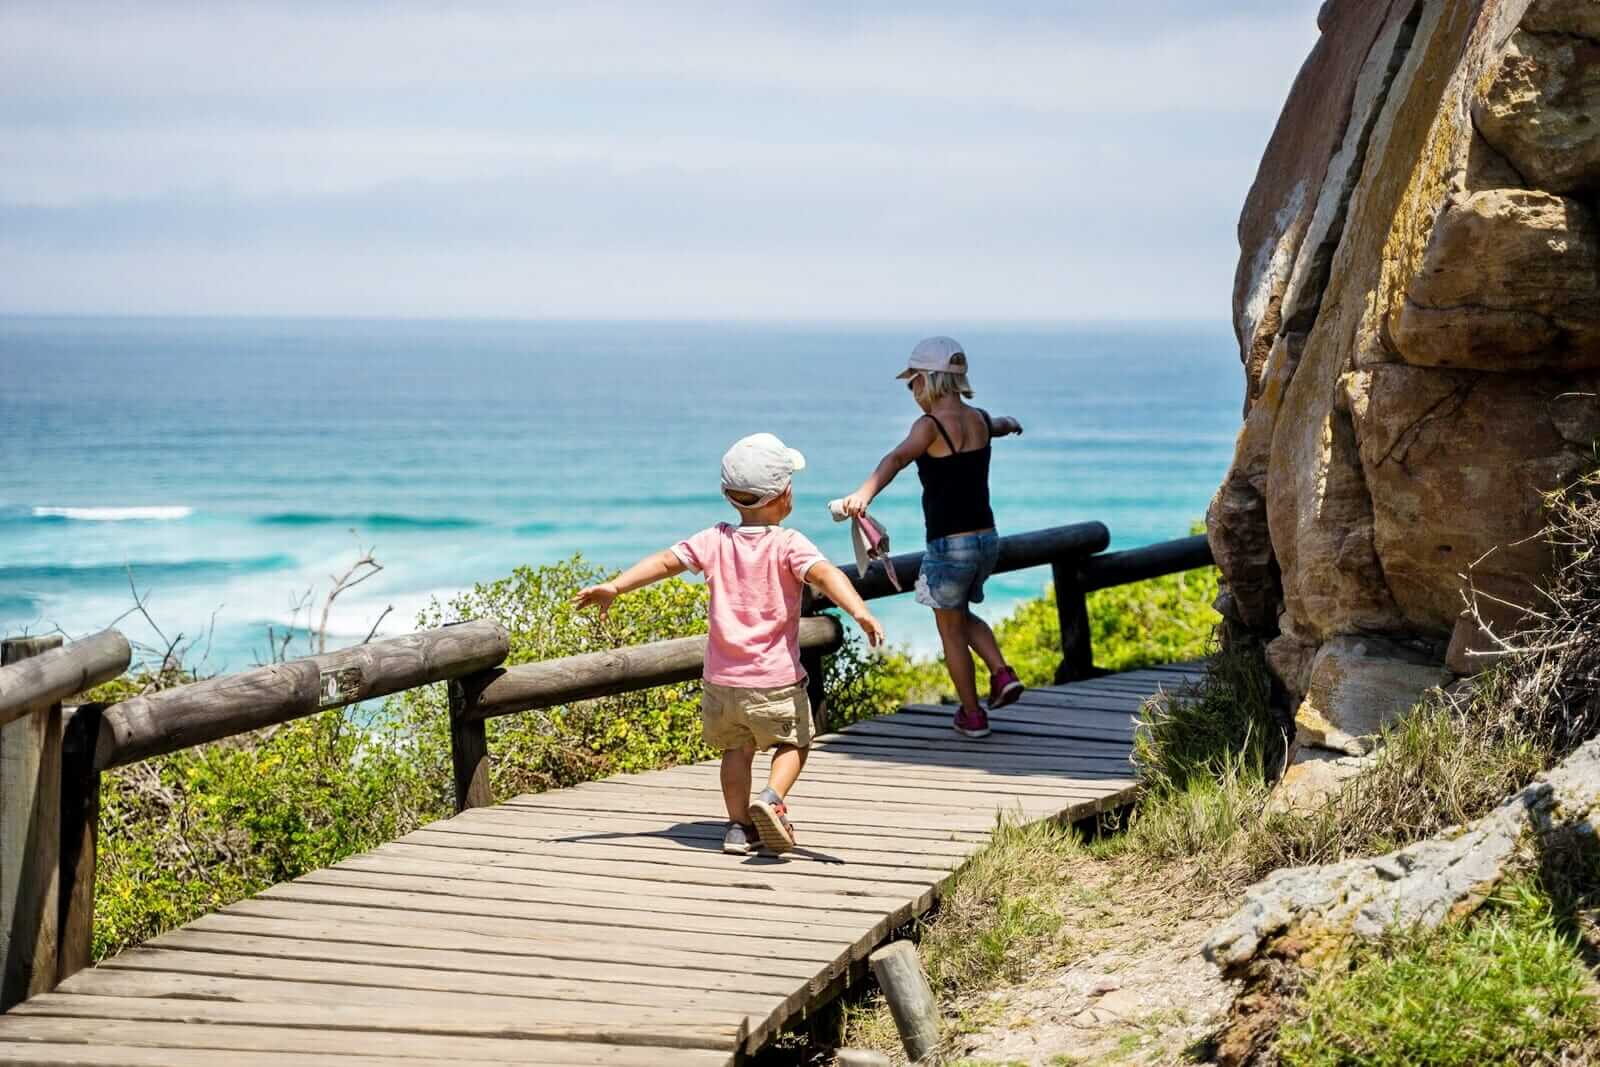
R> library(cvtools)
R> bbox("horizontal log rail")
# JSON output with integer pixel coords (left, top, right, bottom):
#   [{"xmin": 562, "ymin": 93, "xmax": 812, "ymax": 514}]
[
  {"xmin": 91, "ymin": 619, "xmax": 509, "ymax": 771},
  {"xmin": 1079, "ymin": 534, "xmax": 1212, "ymax": 592},
  {"xmin": 0, "ymin": 630, "xmax": 130, "ymax": 729},
  {"xmin": 461, "ymin": 616, "xmax": 844, "ymax": 723}
]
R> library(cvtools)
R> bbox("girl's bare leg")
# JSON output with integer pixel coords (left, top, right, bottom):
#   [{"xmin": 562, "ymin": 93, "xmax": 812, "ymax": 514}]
[
  {"xmin": 720, "ymin": 744, "xmax": 756, "ymax": 823},
  {"xmin": 935, "ymin": 607, "xmax": 983, "ymax": 710},
  {"xmin": 964, "ymin": 610, "xmax": 1007, "ymax": 674}
]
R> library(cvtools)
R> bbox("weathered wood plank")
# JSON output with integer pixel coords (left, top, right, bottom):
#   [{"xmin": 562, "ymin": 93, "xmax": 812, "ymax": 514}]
[
  {"xmin": 13, "ymin": 992, "xmax": 744, "ymax": 1052},
  {"xmin": 0, "ymin": 1016, "xmax": 733, "ymax": 1065}
]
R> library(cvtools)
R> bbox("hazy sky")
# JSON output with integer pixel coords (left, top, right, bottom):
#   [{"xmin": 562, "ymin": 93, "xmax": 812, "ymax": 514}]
[{"xmin": 0, "ymin": 2, "xmax": 1322, "ymax": 320}]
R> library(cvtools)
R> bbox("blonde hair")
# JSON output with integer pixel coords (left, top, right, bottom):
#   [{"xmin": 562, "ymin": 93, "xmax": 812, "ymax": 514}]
[{"xmin": 921, "ymin": 370, "xmax": 974, "ymax": 401}]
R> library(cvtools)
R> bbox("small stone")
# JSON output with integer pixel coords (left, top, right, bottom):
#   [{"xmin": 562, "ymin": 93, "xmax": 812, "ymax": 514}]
[{"xmin": 836, "ymin": 1051, "xmax": 892, "ymax": 1067}]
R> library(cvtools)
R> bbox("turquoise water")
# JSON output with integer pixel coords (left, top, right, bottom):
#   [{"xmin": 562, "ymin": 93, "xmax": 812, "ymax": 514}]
[{"xmin": 0, "ymin": 317, "xmax": 1240, "ymax": 668}]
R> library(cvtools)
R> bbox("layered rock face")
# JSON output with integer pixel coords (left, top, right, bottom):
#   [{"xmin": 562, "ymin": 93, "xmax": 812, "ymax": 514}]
[{"xmin": 1210, "ymin": 0, "xmax": 1600, "ymax": 757}]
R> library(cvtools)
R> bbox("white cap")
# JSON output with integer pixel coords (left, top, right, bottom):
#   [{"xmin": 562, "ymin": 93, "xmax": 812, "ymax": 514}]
[
  {"xmin": 896, "ymin": 336, "xmax": 968, "ymax": 379},
  {"xmin": 720, "ymin": 433, "xmax": 807, "ymax": 507}
]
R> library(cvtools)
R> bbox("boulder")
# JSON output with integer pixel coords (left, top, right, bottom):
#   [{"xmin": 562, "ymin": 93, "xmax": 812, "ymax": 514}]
[
  {"xmin": 1206, "ymin": 731, "xmax": 1600, "ymax": 971},
  {"xmin": 1390, "ymin": 189, "xmax": 1600, "ymax": 369},
  {"xmin": 1265, "ymin": 745, "xmax": 1377, "ymax": 815},
  {"xmin": 1208, "ymin": 0, "xmax": 1600, "ymax": 701},
  {"xmin": 1472, "ymin": 27, "xmax": 1600, "ymax": 195},
  {"xmin": 1293, "ymin": 636, "xmax": 1445, "ymax": 755}
]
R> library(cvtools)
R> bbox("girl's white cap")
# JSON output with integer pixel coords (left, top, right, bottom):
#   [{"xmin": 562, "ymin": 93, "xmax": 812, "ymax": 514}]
[
  {"xmin": 896, "ymin": 335, "xmax": 968, "ymax": 379},
  {"xmin": 721, "ymin": 433, "xmax": 806, "ymax": 506}
]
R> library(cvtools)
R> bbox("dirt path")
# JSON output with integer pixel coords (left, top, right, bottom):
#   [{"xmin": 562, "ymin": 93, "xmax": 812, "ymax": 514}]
[{"xmin": 946, "ymin": 860, "xmax": 1238, "ymax": 1067}]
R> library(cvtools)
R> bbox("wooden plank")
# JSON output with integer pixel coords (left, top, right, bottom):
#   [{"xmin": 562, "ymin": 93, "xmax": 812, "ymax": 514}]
[
  {"xmin": 0, "ymin": 1016, "xmax": 732, "ymax": 1065},
  {"xmin": 98, "ymin": 947, "xmax": 779, "ymax": 1017},
  {"xmin": 56, "ymin": 967, "xmax": 745, "ymax": 1033},
  {"xmin": 488, "ymin": 790, "xmax": 1024, "ymax": 833},
  {"xmin": 334, "ymin": 849, "xmax": 921, "ymax": 917},
  {"xmin": 222, "ymin": 897, "xmax": 846, "ymax": 967},
  {"xmin": 444, "ymin": 809, "xmax": 979, "ymax": 857},
  {"xmin": 261, "ymin": 881, "xmax": 896, "ymax": 946},
  {"xmin": 1, "ymin": 635, "xmax": 63, "ymax": 1010},
  {"xmin": 0, "ymin": 1046, "xmax": 676, "ymax": 1067},
  {"xmin": 838, "ymin": 718, "xmax": 1135, "ymax": 753},
  {"xmin": 364, "ymin": 840, "xmax": 940, "ymax": 907},
  {"xmin": 142, "ymin": 928, "xmax": 801, "ymax": 998},
  {"xmin": 188, "ymin": 910, "xmax": 821, "ymax": 980},
  {"xmin": 13, "ymin": 992, "xmax": 744, "ymax": 1052},
  {"xmin": 289, "ymin": 867, "xmax": 888, "ymax": 941}
]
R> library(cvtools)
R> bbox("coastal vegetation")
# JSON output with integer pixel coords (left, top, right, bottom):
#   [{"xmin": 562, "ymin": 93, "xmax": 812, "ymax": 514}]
[{"xmin": 86, "ymin": 551, "xmax": 1219, "ymax": 961}]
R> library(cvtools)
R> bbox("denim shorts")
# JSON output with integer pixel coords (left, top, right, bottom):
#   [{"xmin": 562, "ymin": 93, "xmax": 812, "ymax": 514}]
[{"xmin": 914, "ymin": 531, "xmax": 1000, "ymax": 610}]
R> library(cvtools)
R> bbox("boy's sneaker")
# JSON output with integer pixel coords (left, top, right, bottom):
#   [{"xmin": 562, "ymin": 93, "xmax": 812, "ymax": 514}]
[
  {"xmin": 954, "ymin": 705, "xmax": 991, "ymax": 739},
  {"xmin": 989, "ymin": 666, "xmax": 1025, "ymax": 710},
  {"xmin": 723, "ymin": 822, "xmax": 758, "ymax": 855},
  {"xmin": 748, "ymin": 787, "xmax": 797, "ymax": 854}
]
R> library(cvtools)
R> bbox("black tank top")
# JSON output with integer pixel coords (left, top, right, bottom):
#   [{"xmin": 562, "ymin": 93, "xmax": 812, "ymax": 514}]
[{"xmin": 914, "ymin": 408, "xmax": 995, "ymax": 541}]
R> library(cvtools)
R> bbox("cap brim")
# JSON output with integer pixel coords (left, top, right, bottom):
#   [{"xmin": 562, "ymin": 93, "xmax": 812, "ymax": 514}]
[
  {"xmin": 786, "ymin": 448, "xmax": 806, "ymax": 472},
  {"xmin": 895, "ymin": 367, "xmax": 918, "ymax": 380}
]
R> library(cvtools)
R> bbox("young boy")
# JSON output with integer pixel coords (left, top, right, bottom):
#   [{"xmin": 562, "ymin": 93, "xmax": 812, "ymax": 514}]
[{"xmin": 574, "ymin": 432, "xmax": 884, "ymax": 855}]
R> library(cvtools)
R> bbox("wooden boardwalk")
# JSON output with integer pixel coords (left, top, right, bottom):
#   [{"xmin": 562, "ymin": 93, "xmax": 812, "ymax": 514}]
[{"xmin": 0, "ymin": 662, "xmax": 1205, "ymax": 1066}]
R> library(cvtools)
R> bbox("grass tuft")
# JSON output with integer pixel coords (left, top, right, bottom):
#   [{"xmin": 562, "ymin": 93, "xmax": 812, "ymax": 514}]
[{"xmin": 1276, "ymin": 879, "xmax": 1599, "ymax": 1067}]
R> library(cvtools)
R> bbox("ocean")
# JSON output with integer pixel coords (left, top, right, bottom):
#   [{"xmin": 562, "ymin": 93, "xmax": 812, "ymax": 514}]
[{"xmin": 0, "ymin": 317, "xmax": 1241, "ymax": 670}]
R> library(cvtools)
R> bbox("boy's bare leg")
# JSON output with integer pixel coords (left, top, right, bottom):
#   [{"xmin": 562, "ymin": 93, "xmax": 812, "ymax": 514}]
[
  {"xmin": 964, "ymin": 610, "xmax": 1007, "ymax": 673},
  {"xmin": 766, "ymin": 743, "xmax": 808, "ymax": 798},
  {"xmin": 720, "ymin": 744, "xmax": 756, "ymax": 824},
  {"xmin": 935, "ymin": 607, "xmax": 983, "ymax": 709}
]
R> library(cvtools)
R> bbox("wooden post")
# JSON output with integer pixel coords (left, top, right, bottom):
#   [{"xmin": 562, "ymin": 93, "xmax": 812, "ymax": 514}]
[
  {"xmin": 1052, "ymin": 558, "xmax": 1095, "ymax": 684},
  {"xmin": 56, "ymin": 703, "xmax": 101, "ymax": 982},
  {"xmin": 1, "ymin": 636, "xmax": 64, "ymax": 1009},
  {"xmin": 869, "ymin": 940, "xmax": 941, "ymax": 1062},
  {"xmin": 449, "ymin": 678, "xmax": 493, "ymax": 813}
]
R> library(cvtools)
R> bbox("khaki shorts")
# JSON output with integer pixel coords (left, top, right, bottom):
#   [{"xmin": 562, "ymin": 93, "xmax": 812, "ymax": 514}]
[{"xmin": 701, "ymin": 680, "xmax": 813, "ymax": 752}]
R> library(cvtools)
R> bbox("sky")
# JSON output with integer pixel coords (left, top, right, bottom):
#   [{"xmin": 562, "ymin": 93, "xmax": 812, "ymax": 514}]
[{"xmin": 0, "ymin": 2, "xmax": 1324, "ymax": 321}]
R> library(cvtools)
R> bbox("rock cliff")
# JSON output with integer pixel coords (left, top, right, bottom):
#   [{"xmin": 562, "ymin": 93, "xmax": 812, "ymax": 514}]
[{"xmin": 1210, "ymin": 0, "xmax": 1600, "ymax": 761}]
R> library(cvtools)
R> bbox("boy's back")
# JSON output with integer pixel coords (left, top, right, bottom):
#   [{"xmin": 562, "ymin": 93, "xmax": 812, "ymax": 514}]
[{"xmin": 672, "ymin": 523, "xmax": 824, "ymax": 688}]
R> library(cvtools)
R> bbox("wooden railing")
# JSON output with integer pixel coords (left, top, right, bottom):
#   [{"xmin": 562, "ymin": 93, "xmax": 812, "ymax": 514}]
[{"xmin": 0, "ymin": 521, "xmax": 1213, "ymax": 1010}]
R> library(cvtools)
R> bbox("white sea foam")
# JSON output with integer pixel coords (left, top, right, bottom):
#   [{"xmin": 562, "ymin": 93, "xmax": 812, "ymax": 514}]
[{"xmin": 34, "ymin": 506, "xmax": 194, "ymax": 522}]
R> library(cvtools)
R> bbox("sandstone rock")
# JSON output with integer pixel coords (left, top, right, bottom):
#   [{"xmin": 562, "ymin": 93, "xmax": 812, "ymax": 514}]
[
  {"xmin": 1265, "ymin": 745, "xmax": 1377, "ymax": 815},
  {"xmin": 1293, "ymin": 636, "xmax": 1444, "ymax": 755},
  {"xmin": 1206, "ymin": 732, "xmax": 1600, "ymax": 971},
  {"xmin": 1390, "ymin": 189, "xmax": 1600, "ymax": 370},
  {"xmin": 1348, "ymin": 364, "xmax": 1593, "ymax": 633},
  {"xmin": 1265, "ymin": 633, "xmax": 1317, "ymax": 698},
  {"xmin": 1524, "ymin": 0, "xmax": 1600, "ymax": 39},
  {"xmin": 1232, "ymin": 0, "xmax": 1415, "ymax": 410},
  {"xmin": 1473, "ymin": 28, "xmax": 1600, "ymax": 196}
]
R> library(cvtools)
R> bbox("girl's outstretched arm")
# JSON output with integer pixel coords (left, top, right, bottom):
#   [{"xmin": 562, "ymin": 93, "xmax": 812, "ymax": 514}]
[
  {"xmin": 573, "ymin": 548, "xmax": 687, "ymax": 617},
  {"xmin": 991, "ymin": 415, "xmax": 1024, "ymax": 437},
  {"xmin": 841, "ymin": 419, "xmax": 938, "ymax": 516}
]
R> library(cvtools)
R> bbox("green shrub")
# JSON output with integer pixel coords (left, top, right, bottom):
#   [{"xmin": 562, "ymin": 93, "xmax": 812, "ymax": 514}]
[
  {"xmin": 1132, "ymin": 643, "xmax": 1279, "ymax": 797},
  {"xmin": 1277, "ymin": 881, "xmax": 1597, "ymax": 1067}
]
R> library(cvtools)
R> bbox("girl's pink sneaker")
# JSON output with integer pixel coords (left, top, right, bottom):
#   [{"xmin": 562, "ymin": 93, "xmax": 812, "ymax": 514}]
[
  {"xmin": 953, "ymin": 705, "xmax": 991, "ymax": 738},
  {"xmin": 989, "ymin": 666, "xmax": 1024, "ymax": 709}
]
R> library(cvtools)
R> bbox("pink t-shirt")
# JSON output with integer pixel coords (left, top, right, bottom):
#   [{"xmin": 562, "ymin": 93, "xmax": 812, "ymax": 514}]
[{"xmin": 672, "ymin": 524, "xmax": 826, "ymax": 688}]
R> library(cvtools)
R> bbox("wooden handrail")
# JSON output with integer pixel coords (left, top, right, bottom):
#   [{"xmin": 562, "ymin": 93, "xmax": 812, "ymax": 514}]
[
  {"xmin": 1080, "ymin": 534, "xmax": 1212, "ymax": 592},
  {"xmin": 0, "ymin": 629, "xmax": 130, "ymax": 729},
  {"xmin": 461, "ymin": 615, "xmax": 844, "ymax": 723},
  {"xmin": 816, "ymin": 520, "xmax": 1112, "ymax": 605},
  {"xmin": 92, "ymin": 620, "xmax": 509, "ymax": 770}
]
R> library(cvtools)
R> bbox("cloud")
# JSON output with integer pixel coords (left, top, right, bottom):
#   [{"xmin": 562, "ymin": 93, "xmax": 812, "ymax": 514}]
[{"xmin": 0, "ymin": 1, "xmax": 1324, "ymax": 319}]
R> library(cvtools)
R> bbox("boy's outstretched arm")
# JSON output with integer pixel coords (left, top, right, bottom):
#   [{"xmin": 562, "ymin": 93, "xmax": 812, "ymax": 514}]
[
  {"xmin": 573, "ymin": 549, "xmax": 687, "ymax": 617},
  {"xmin": 841, "ymin": 419, "xmax": 938, "ymax": 516},
  {"xmin": 806, "ymin": 561, "xmax": 886, "ymax": 647}
]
